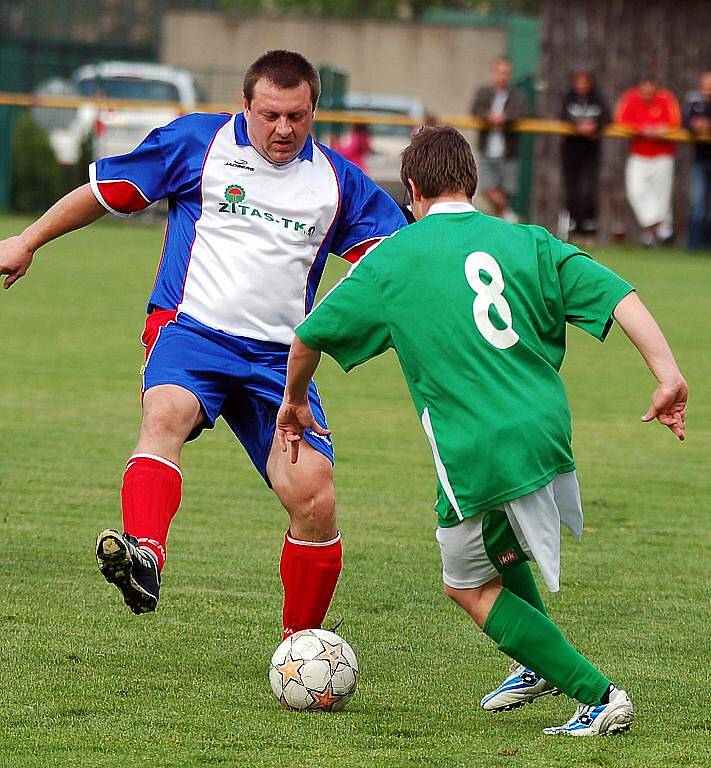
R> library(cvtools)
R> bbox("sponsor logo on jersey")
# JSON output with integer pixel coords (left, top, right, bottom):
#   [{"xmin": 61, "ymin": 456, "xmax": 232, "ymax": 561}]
[
  {"xmin": 224, "ymin": 158, "xmax": 256, "ymax": 171},
  {"xmin": 498, "ymin": 549, "xmax": 519, "ymax": 566},
  {"xmin": 219, "ymin": 184, "xmax": 316, "ymax": 236},
  {"xmin": 224, "ymin": 184, "xmax": 246, "ymax": 204}
]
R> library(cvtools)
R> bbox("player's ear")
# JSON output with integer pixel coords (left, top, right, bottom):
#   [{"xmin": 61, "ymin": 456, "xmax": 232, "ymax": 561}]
[
  {"xmin": 408, "ymin": 179, "xmax": 422, "ymax": 203},
  {"xmin": 242, "ymin": 93, "xmax": 250, "ymax": 114}
]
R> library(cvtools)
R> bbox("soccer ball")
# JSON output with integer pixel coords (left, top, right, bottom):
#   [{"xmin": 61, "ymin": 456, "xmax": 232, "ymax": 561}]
[{"xmin": 269, "ymin": 628, "xmax": 359, "ymax": 712}]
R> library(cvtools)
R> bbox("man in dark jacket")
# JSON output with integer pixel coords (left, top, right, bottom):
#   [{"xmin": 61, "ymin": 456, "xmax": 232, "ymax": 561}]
[
  {"xmin": 560, "ymin": 70, "xmax": 610, "ymax": 235},
  {"xmin": 471, "ymin": 58, "xmax": 528, "ymax": 221},
  {"xmin": 683, "ymin": 71, "xmax": 711, "ymax": 250}
]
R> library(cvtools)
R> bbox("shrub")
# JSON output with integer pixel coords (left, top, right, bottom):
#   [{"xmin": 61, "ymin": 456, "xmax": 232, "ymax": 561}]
[{"xmin": 11, "ymin": 110, "xmax": 64, "ymax": 213}]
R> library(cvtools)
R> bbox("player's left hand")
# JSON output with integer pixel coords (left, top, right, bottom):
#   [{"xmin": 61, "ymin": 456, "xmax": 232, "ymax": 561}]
[
  {"xmin": 276, "ymin": 400, "xmax": 332, "ymax": 464},
  {"xmin": 641, "ymin": 378, "xmax": 688, "ymax": 441}
]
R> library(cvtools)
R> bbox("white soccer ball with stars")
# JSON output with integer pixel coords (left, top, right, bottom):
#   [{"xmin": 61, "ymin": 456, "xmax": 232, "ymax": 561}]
[{"xmin": 269, "ymin": 628, "xmax": 359, "ymax": 712}]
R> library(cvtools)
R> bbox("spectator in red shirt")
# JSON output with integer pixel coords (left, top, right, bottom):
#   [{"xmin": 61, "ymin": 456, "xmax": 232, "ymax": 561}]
[
  {"xmin": 616, "ymin": 80, "xmax": 681, "ymax": 246},
  {"xmin": 333, "ymin": 123, "xmax": 372, "ymax": 174}
]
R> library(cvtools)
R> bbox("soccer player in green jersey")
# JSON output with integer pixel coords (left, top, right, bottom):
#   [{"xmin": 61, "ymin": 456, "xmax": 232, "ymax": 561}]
[{"xmin": 275, "ymin": 126, "xmax": 687, "ymax": 735}]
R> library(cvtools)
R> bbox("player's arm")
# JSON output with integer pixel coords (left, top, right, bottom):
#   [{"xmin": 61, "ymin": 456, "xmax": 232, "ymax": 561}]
[
  {"xmin": 612, "ymin": 291, "xmax": 687, "ymax": 441},
  {"xmin": 0, "ymin": 183, "xmax": 106, "ymax": 289},
  {"xmin": 277, "ymin": 337, "xmax": 331, "ymax": 464},
  {"xmin": 278, "ymin": 255, "xmax": 392, "ymax": 462}
]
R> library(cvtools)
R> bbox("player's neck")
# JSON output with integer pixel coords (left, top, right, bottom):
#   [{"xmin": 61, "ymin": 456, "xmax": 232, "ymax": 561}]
[{"xmin": 420, "ymin": 193, "xmax": 472, "ymax": 217}]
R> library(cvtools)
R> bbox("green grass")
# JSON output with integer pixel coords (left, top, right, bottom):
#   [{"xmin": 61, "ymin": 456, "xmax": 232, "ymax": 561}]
[{"xmin": 0, "ymin": 215, "xmax": 709, "ymax": 767}]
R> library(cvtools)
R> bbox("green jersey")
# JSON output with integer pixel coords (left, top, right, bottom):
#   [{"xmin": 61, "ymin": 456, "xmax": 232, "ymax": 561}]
[{"xmin": 297, "ymin": 203, "xmax": 634, "ymax": 527}]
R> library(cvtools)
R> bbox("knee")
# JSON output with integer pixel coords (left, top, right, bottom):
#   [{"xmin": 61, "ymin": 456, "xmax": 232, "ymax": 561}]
[
  {"xmin": 290, "ymin": 481, "xmax": 336, "ymax": 526},
  {"xmin": 443, "ymin": 582, "xmax": 467, "ymax": 607},
  {"xmin": 443, "ymin": 581, "xmax": 498, "ymax": 628},
  {"xmin": 274, "ymin": 468, "xmax": 336, "ymax": 539},
  {"xmin": 142, "ymin": 397, "xmax": 199, "ymax": 442}
]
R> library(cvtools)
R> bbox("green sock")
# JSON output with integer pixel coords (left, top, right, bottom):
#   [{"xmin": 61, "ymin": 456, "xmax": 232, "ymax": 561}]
[
  {"xmin": 502, "ymin": 562, "xmax": 548, "ymax": 616},
  {"xmin": 483, "ymin": 588, "xmax": 611, "ymax": 705}
]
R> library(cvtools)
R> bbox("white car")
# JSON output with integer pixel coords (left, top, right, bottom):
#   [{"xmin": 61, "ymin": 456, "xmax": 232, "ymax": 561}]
[{"xmin": 33, "ymin": 61, "xmax": 205, "ymax": 165}]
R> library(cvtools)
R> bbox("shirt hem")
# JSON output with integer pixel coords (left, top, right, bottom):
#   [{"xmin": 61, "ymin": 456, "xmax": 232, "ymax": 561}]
[{"xmin": 436, "ymin": 461, "xmax": 577, "ymax": 528}]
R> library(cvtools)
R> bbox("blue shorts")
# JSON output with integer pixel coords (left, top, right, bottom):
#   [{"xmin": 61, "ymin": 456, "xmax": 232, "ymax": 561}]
[{"xmin": 142, "ymin": 311, "xmax": 333, "ymax": 484}]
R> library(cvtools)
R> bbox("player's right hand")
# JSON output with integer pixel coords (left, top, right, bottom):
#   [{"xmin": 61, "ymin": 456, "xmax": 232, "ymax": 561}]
[
  {"xmin": 0, "ymin": 235, "xmax": 34, "ymax": 289},
  {"xmin": 276, "ymin": 400, "xmax": 331, "ymax": 464},
  {"xmin": 641, "ymin": 378, "xmax": 688, "ymax": 441}
]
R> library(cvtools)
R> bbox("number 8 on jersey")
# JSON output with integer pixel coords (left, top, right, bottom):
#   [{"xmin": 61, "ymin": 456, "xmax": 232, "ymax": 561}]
[{"xmin": 465, "ymin": 251, "xmax": 519, "ymax": 350}]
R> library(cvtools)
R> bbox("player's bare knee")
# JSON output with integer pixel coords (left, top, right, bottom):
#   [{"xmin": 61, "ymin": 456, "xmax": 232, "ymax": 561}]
[
  {"xmin": 281, "ymin": 477, "xmax": 336, "ymax": 540},
  {"xmin": 142, "ymin": 391, "xmax": 201, "ymax": 443},
  {"xmin": 443, "ymin": 582, "xmax": 495, "ymax": 627},
  {"xmin": 443, "ymin": 582, "xmax": 466, "ymax": 606},
  {"xmin": 139, "ymin": 400, "xmax": 200, "ymax": 451},
  {"xmin": 292, "ymin": 482, "xmax": 335, "ymax": 526},
  {"xmin": 141, "ymin": 410, "xmax": 188, "ymax": 444}
]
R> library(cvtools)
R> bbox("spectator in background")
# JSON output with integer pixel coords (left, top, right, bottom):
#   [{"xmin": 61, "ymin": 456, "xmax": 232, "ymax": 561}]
[
  {"xmin": 334, "ymin": 123, "xmax": 372, "ymax": 174},
  {"xmin": 616, "ymin": 79, "xmax": 681, "ymax": 247},
  {"xmin": 683, "ymin": 72, "xmax": 711, "ymax": 250},
  {"xmin": 560, "ymin": 70, "xmax": 610, "ymax": 236},
  {"xmin": 471, "ymin": 58, "xmax": 528, "ymax": 222}
]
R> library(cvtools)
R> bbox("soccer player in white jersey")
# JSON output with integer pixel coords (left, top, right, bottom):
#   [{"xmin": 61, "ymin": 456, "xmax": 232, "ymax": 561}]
[
  {"xmin": 276, "ymin": 126, "xmax": 687, "ymax": 734},
  {"xmin": 0, "ymin": 51, "xmax": 406, "ymax": 635}
]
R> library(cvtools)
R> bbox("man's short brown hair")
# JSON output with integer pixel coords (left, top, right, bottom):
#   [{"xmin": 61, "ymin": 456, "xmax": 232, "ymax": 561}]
[
  {"xmin": 400, "ymin": 126, "xmax": 478, "ymax": 200},
  {"xmin": 243, "ymin": 50, "xmax": 321, "ymax": 109}
]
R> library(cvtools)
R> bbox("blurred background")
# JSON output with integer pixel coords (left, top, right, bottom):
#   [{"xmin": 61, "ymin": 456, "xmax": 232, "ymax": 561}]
[{"xmin": 0, "ymin": 0, "xmax": 708, "ymax": 248}]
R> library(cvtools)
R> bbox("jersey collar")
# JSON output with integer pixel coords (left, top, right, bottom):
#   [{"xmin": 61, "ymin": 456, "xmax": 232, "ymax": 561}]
[
  {"xmin": 426, "ymin": 201, "xmax": 477, "ymax": 216},
  {"xmin": 233, "ymin": 112, "xmax": 314, "ymax": 162}
]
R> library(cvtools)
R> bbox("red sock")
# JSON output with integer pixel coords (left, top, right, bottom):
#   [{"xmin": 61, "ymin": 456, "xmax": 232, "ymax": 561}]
[
  {"xmin": 121, "ymin": 453, "xmax": 182, "ymax": 571},
  {"xmin": 280, "ymin": 531, "xmax": 342, "ymax": 639}
]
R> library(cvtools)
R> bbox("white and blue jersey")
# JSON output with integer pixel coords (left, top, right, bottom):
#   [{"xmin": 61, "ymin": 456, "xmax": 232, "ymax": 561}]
[
  {"xmin": 89, "ymin": 111, "xmax": 406, "ymax": 481},
  {"xmin": 90, "ymin": 111, "xmax": 405, "ymax": 344}
]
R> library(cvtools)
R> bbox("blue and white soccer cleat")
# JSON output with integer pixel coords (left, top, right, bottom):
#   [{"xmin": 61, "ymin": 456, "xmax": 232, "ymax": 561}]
[
  {"xmin": 543, "ymin": 687, "xmax": 634, "ymax": 736},
  {"xmin": 480, "ymin": 663, "xmax": 558, "ymax": 712}
]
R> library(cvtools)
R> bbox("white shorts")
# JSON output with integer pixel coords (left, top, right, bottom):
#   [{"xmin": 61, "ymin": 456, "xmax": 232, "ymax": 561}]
[
  {"xmin": 625, "ymin": 154, "xmax": 674, "ymax": 228},
  {"xmin": 436, "ymin": 472, "xmax": 583, "ymax": 593}
]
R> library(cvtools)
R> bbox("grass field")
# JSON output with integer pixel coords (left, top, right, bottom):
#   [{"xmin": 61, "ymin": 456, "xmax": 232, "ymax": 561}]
[{"xmin": 0, "ymin": 214, "xmax": 709, "ymax": 768}]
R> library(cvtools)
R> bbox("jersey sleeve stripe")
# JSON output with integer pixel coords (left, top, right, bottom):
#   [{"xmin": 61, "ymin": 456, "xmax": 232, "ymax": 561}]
[
  {"xmin": 89, "ymin": 162, "xmax": 128, "ymax": 218},
  {"xmin": 89, "ymin": 162, "xmax": 151, "ymax": 217},
  {"xmin": 340, "ymin": 237, "xmax": 384, "ymax": 264}
]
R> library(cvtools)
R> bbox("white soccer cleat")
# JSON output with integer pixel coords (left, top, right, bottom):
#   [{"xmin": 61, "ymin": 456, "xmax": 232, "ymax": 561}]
[
  {"xmin": 543, "ymin": 687, "xmax": 634, "ymax": 736},
  {"xmin": 480, "ymin": 663, "xmax": 558, "ymax": 712}
]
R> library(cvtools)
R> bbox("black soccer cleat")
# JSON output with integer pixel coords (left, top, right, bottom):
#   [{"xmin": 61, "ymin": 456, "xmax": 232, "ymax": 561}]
[{"xmin": 96, "ymin": 529, "xmax": 161, "ymax": 614}]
